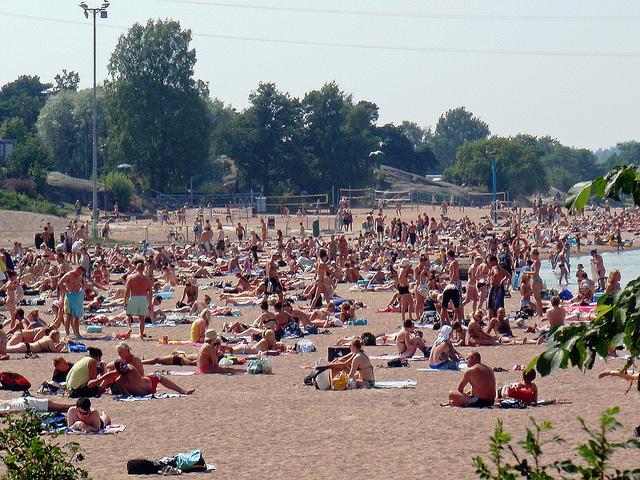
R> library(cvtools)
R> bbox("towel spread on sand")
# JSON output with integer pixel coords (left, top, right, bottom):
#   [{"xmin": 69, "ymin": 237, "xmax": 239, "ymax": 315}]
[
  {"xmin": 66, "ymin": 424, "xmax": 127, "ymax": 435},
  {"xmin": 373, "ymin": 380, "xmax": 417, "ymax": 389},
  {"xmin": 154, "ymin": 370, "xmax": 196, "ymax": 376},
  {"xmin": 417, "ymin": 361, "xmax": 468, "ymax": 372},
  {"xmin": 369, "ymin": 354, "xmax": 428, "ymax": 362},
  {"xmin": 114, "ymin": 393, "xmax": 185, "ymax": 402}
]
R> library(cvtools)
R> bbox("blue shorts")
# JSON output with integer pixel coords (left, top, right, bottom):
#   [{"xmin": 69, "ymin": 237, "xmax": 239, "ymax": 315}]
[{"xmin": 64, "ymin": 291, "xmax": 84, "ymax": 318}]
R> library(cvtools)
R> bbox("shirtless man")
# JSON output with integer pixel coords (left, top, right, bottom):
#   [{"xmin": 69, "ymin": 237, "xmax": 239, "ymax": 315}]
[
  {"xmin": 124, "ymin": 261, "xmax": 153, "ymax": 339},
  {"xmin": 537, "ymin": 296, "xmax": 566, "ymax": 344},
  {"xmin": 201, "ymin": 227, "xmax": 214, "ymax": 254},
  {"xmin": 397, "ymin": 259, "xmax": 413, "ymax": 322},
  {"xmin": 109, "ymin": 343, "xmax": 144, "ymax": 376},
  {"xmin": 396, "ymin": 319, "xmax": 428, "ymax": 358},
  {"xmin": 467, "ymin": 310, "xmax": 498, "ymax": 346},
  {"xmin": 447, "ymin": 250, "xmax": 464, "ymax": 320},
  {"xmin": 57, "ymin": 266, "xmax": 86, "ymax": 338},
  {"xmin": 263, "ymin": 253, "xmax": 284, "ymax": 303},
  {"xmin": 67, "ymin": 397, "xmax": 111, "ymax": 433},
  {"xmin": 591, "ymin": 249, "xmax": 606, "ymax": 291},
  {"xmin": 197, "ymin": 329, "xmax": 243, "ymax": 374},
  {"xmin": 375, "ymin": 213, "xmax": 386, "ymax": 242},
  {"xmin": 114, "ymin": 359, "xmax": 194, "ymax": 395},
  {"xmin": 448, "ymin": 351, "xmax": 496, "ymax": 407},
  {"xmin": 487, "ymin": 255, "xmax": 507, "ymax": 319}
]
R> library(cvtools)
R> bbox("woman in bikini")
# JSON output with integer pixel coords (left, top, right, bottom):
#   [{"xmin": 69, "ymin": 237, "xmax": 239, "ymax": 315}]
[
  {"xmin": 523, "ymin": 249, "xmax": 544, "ymax": 317},
  {"xmin": 6, "ymin": 329, "xmax": 65, "ymax": 354},
  {"xmin": 311, "ymin": 250, "xmax": 333, "ymax": 308},
  {"xmin": 0, "ymin": 271, "xmax": 20, "ymax": 329}
]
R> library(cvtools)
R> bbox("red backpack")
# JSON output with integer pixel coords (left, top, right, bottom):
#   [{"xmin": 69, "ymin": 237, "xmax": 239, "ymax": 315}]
[{"xmin": 0, "ymin": 372, "xmax": 32, "ymax": 392}]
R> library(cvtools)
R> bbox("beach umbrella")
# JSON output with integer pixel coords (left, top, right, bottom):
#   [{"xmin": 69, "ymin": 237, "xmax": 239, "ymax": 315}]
[{"xmin": 117, "ymin": 163, "xmax": 133, "ymax": 169}]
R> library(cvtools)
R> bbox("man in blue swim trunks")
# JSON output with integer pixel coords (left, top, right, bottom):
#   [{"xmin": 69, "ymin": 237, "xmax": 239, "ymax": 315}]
[
  {"xmin": 124, "ymin": 261, "xmax": 153, "ymax": 339},
  {"xmin": 448, "ymin": 351, "xmax": 496, "ymax": 408},
  {"xmin": 58, "ymin": 266, "xmax": 86, "ymax": 338}
]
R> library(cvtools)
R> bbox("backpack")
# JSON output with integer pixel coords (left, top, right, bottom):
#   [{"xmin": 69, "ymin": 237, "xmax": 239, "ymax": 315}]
[
  {"xmin": 498, "ymin": 251, "xmax": 511, "ymax": 271},
  {"xmin": 0, "ymin": 372, "xmax": 32, "ymax": 392}
]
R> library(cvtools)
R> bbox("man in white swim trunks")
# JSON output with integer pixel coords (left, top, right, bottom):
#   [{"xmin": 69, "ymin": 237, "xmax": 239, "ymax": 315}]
[
  {"xmin": 0, "ymin": 396, "xmax": 75, "ymax": 414},
  {"xmin": 124, "ymin": 261, "xmax": 153, "ymax": 340}
]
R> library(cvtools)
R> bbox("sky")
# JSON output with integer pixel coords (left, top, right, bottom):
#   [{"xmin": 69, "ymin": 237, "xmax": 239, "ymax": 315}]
[{"xmin": 1, "ymin": 0, "xmax": 639, "ymax": 150}]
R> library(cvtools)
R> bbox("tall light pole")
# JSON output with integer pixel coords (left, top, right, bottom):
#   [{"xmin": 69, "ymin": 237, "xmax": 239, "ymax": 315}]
[
  {"xmin": 487, "ymin": 150, "xmax": 498, "ymax": 223},
  {"xmin": 79, "ymin": 1, "xmax": 109, "ymax": 238}
]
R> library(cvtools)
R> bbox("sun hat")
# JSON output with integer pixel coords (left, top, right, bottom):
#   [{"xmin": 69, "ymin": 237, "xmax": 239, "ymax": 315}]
[{"xmin": 204, "ymin": 329, "xmax": 218, "ymax": 342}]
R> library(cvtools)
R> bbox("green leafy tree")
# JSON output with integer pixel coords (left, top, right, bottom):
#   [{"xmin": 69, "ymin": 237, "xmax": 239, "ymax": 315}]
[
  {"xmin": 0, "ymin": 76, "xmax": 52, "ymax": 131},
  {"xmin": 376, "ymin": 123, "xmax": 436, "ymax": 175},
  {"xmin": 450, "ymin": 137, "xmax": 548, "ymax": 195},
  {"xmin": 0, "ymin": 410, "xmax": 89, "ymax": 480},
  {"xmin": 217, "ymin": 82, "xmax": 306, "ymax": 196},
  {"xmin": 0, "ymin": 117, "xmax": 28, "ymax": 143},
  {"xmin": 105, "ymin": 19, "xmax": 211, "ymax": 192},
  {"xmin": 6, "ymin": 134, "xmax": 51, "ymax": 190},
  {"xmin": 302, "ymin": 82, "xmax": 379, "ymax": 191},
  {"xmin": 531, "ymin": 164, "xmax": 640, "ymax": 387},
  {"xmin": 37, "ymin": 88, "xmax": 107, "ymax": 178},
  {"xmin": 606, "ymin": 141, "xmax": 640, "ymax": 169},
  {"xmin": 104, "ymin": 170, "xmax": 134, "ymax": 210},
  {"xmin": 474, "ymin": 407, "xmax": 640, "ymax": 480},
  {"xmin": 432, "ymin": 106, "xmax": 490, "ymax": 172},
  {"xmin": 53, "ymin": 70, "xmax": 80, "ymax": 93}
]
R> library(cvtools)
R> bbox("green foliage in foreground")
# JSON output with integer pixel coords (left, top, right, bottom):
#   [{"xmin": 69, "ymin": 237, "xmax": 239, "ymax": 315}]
[
  {"xmin": 0, "ymin": 410, "xmax": 89, "ymax": 480},
  {"xmin": 0, "ymin": 189, "xmax": 63, "ymax": 216},
  {"xmin": 474, "ymin": 407, "xmax": 640, "ymax": 480},
  {"xmin": 531, "ymin": 164, "xmax": 640, "ymax": 385}
]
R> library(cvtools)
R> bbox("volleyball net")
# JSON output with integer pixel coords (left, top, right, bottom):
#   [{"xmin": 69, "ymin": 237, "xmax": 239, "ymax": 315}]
[
  {"xmin": 264, "ymin": 193, "xmax": 329, "ymax": 212},
  {"xmin": 339, "ymin": 188, "xmax": 374, "ymax": 207},
  {"xmin": 465, "ymin": 191, "xmax": 508, "ymax": 206},
  {"xmin": 374, "ymin": 189, "xmax": 412, "ymax": 204}
]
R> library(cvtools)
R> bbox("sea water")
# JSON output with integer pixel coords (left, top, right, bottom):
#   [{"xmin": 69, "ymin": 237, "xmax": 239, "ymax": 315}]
[{"xmin": 539, "ymin": 249, "xmax": 640, "ymax": 290}]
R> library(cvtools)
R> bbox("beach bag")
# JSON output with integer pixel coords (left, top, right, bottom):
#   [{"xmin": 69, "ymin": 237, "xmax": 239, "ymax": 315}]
[
  {"xmin": 296, "ymin": 339, "xmax": 316, "ymax": 353},
  {"xmin": 558, "ymin": 288, "xmax": 573, "ymax": 300},
  {"xmin": 499, "ymin": 398, "xmax": 527, "ymax": 409},
  {"xmin": 127, "ymin": 459, "xmax": 162, "ymax": 475},
  {"xmin": 387, "ymin": 359, "xmax": 408, "ymax": 368},
  {"xmin": 247, "ymin": 357, "xmax": 272, "ymax": 375},
  {"xmin": 0, "ymin": 372, "xmax": 32, "ymax": 392},
  {"xmin": 314, "ymin": 369, "xmax": 332, "ymax": 390},
  {"xmin": 362, "ymin": 332, "xmax": 376, "ymax": 347},
  {"xmin": 332, "ymin": 372, "xmax": 348, "ymax": 391},
  {"xmin": 174, "ymin": 449, "xmax": 206, "ymax": 472}
]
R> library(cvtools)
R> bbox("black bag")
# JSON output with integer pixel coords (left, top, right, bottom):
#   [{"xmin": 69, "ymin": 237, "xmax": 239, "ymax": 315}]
[
  {"xmin": 387, "ymin": 359, "xmax": 408, "ymax": 368},
  {"xmin": 127, "ymin": 459, "xmax": 161, "ymax": 475},
  {"xmin": 0, "ymin": 372, "xmax": 32, "ymax": 391}
]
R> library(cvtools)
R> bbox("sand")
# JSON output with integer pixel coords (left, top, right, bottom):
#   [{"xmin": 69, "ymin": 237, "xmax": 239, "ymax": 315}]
[
  {"xmin": 0, "ymin": 204, "xmax": 638, "ymax": 479},
  {"xmin": 1, "ymin": 283, "xmax": 638, "ymax": 479}
]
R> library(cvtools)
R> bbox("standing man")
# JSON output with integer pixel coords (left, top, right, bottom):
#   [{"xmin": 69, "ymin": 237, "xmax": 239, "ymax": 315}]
[
  {"xmin": 124, "ymin": 261, "xmax": 153, "ymax": 340},
  {"xmin": 397, "ymin": 259, "xmax": 414, "ymax": 322},
  {"xmin": 487, "ymin": 255, "xmax": 507, "ymax": 319},
  {"xmin": 591, "ymin": 249, "xmax": 606, "ymax": 291},
  {"xmin": 57, "ymin": 266, "xmax": 86, "ymax": 338}
]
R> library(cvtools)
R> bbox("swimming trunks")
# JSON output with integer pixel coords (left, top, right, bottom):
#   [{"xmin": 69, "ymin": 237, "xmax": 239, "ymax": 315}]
[
  {"xmin": 172, "ymin": 355, "xmax": 183, "ymax": 366},
  {"xmin": 147, "ymin": 374, "xmax": 160, "ymax": 394},
  {"xmin": 64, "ymin": 291, "xmax": 84, "ymax": 318},
  {"xmin": 466, "ymin": 396, "xmax": 494, "ymax": 408},
  {"xmin": 429, "ymin": 360, "xmax": 460, "ymax": 370},
  {"xmin": 442, "ymin": 287, "xmax": 460, "ymax": 308},
  {"xmin": 0, "ymin": 396, "xmax": 48, "ymax": 412},
  {"xmin": 488, "ymin": 285, "xmax": 505, "ymax": 311},
  {"xmin": 126, "ymin": 295, "xmax": 149, "ymax": 317}
]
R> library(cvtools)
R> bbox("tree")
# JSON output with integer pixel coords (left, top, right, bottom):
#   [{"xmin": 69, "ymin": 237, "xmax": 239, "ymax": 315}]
[
  {"xmin": 53, "ymin": 70, "xmax": 80, "ymax": 93},
  {"xmin": 217, "ymin": 82, "xmax": 306, "ymax": 196},
  {"xmin": 0, "ymin": 76, "xmax": 52, "ymax": 131},
  {"xmin": 605, "ymin": 141, "xmax": 640, "ymax": 169},
  {"xmin": 530, "ymin": 164, "xmax": 640, "ymax": 389},
  {"xmin": 105, "ymin": 19, "xmax": 211, "ymax": 192},
  {"xmin": 104, "ymin": 170, "xmax": 134, "ymax": 210},
  {"xmin": 0, "ymin": 410, "xmax": 88, "ymax": 480},
  {"xmin": 450, "ymin": 137, "xmax": 548, "ymax": 195},
  {"xmin": 6, "ymin": 134, "xmax": 51, "ymax": 190},
  {"xmin": 376, "ymin": 123, "xmax": 436, "ymax": 175},
  {"xmin": 302, "ymin": 82, "xmax": 379, "ymax": 191},
  {"xmin": 37, "ymin": 88, "xmax": 107, "ymax": 178},
  {"xmin": 0, "ymin": 117, "xmax": 28, "ymax": 143},
  {"xmin": 540, "ymin": 145, "xmax": 603, "ymax": 193},
  {"xmin": 432, "ymin": 107, "xmax": 490, "ymax": 172}
]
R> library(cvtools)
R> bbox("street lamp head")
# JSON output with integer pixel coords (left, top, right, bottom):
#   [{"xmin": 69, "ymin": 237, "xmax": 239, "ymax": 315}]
[
  {"xmin": 79, "ymin": 2, "xmax": 88, "ymax": 8},
  {"xmin": 100, "ymin": 10, "xmax": 108, "ymax": 18},
  {"xmin": 83, "ymin": 9, "xmax": 89, "ymax": 18},
  {"xmin": 102, "ymin": 1, "xmax": 110, "ymax": 8}
]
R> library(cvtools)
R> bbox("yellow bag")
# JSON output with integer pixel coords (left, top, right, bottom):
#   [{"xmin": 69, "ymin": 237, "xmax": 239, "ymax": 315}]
[
  {"xmin": 332, "ymin": 372, "xmax": 348, "ymax": 391},
  {"xmin": 0, "ymin": 259, "xmax": 6, "ymax": 273}
]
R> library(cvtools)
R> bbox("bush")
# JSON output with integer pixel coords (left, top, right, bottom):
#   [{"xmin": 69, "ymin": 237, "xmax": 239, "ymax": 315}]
[
  {"xmin": 104, "ymin": 171, "xmax": 133, "ymax": 211},
  {"xmin": 0, "ymin": 189, "xmax": 62, "ymax": 216},
  {"xmin": 474, "ymin": 407, "xmax": 640, "ymax": 479},
  {"xmin": 1, "ymin": 178, "xmax": 37, "ymax": 196},
  {"xmin": 0, "ymin": 410, "xmax": 89, "ymax": 480}
]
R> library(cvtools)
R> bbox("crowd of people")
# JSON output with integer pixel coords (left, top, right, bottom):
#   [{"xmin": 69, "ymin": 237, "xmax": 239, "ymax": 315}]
[{"xmin": 0, "ymin": 194, "xmax": 638, "ymax": 436}]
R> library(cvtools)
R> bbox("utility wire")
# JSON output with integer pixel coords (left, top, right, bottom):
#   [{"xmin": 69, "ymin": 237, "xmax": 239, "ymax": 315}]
[
  {"xmin": 1, "ymin": 11, "xmax": 639, "ymax": 59},
  {"xmin": 155, "ymin": 0, "xmax": 640, "ymax": 22}
]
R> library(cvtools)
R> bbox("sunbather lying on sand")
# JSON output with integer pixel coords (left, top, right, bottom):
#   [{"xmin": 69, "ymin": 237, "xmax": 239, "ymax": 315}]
[
  {"xmin": 142, "ymin": 352, "xmax": 198, "ymax": 366},
  {"xmin": 67, "ymin": 397, "xmax": 112, "ymax": 432},
  {"xmin": 114, "ymin": 359, "xmax": 195, "ymax": 395},
  {"xmin": 0, "ymin": 396, "xmax": 76, "ymax": 414},
  {"xmin": 6, "ymin": 329, "xmax": 65, "ymax": 354}
]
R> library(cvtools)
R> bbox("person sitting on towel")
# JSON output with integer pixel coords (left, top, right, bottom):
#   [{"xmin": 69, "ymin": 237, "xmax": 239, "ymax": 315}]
[
  {"xmin": 448, "ymin": 351, "xmax": 496, "ymax": 408},
  {"xmin": 496, "ymin": 369, "xmax": 538, "ymax": 405},
  {"xmin": 396, "ymin": 319, "xmax": 428, "ymax": 358},
  {"xmin": 196, "ymin": 329, "xmax": 244, "ymax": 375},
  {"xmin": 327, "ymin": 337, "xmax": 375, "ymax": 388},
  {"xmin": 428, "ymin": 325, "xmax": 464, "ymax": 370}
]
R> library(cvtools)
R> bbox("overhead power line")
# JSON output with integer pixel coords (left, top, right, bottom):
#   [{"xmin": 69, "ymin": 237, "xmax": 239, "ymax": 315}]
[
  {"xmin": 1, "ymin": 11, "xmax": 639, "ymax": 59},
  {"xmin": 155, "ymin": 0, "xmax": 640, "ymax": 22}
]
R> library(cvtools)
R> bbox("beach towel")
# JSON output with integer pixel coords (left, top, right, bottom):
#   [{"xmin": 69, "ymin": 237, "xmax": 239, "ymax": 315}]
[
  {"xmin": 153, "ymin": 370, "xmax": 195, "ymax": 376},
  {"xmin": 369, "ymin": 354, "xmax": 428, "ymax": 362},
  {"xmin": 66, "ymin": 341, "xmax": 88, "ymax": 353},
  {"xmin": 373, "ymin": 380, "xmax": 417, "ymax": 389},
  {"xmin": 66, "ymin": 424, "xmax": 126, "ymax": 435},
  {"xmin": 114, "ymin": 393, "xmax": 185, "ymax": 402},
  {"xmin": 417, "ymin": 361, "xmax": 468, "ymax": 372}
]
